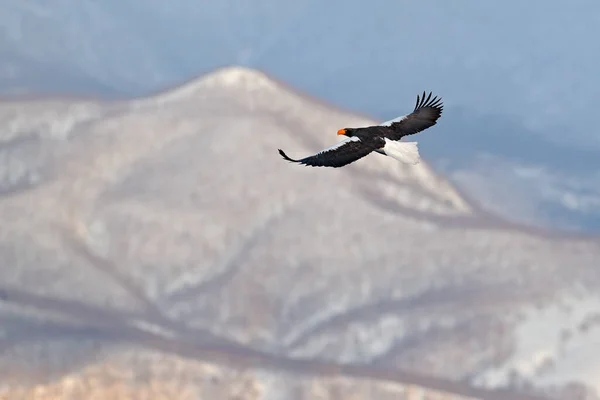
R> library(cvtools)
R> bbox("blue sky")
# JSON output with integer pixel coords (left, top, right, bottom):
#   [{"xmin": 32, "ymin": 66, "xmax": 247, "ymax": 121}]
[{"xmin": 2, "ymin": 0, "xmax": 599, "ymax": 150}]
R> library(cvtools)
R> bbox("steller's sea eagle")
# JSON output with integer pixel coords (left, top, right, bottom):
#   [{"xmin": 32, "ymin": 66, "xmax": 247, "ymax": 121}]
[{"xmin": 278, "ymin": 91, "xmax": 443, "ymax": 168}]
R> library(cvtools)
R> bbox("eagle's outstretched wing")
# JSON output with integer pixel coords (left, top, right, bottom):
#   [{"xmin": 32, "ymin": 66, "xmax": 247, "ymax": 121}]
[
  {"xmin": 381, "ymin": 91, "xmax": 443, "ymax": 140},
  {"xmin": 278, "ymin": 136, "xmax": 379, "ymax": 168}
]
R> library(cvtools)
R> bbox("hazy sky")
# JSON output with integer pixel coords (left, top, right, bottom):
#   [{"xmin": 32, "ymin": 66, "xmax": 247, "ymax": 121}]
[
  {"xmin": 2, "ymin": 0, "xmax": 599, "ymax": 148},
  {"xmin": 245, "ymin": 0, "xmax": 600, "ymax": 148}
]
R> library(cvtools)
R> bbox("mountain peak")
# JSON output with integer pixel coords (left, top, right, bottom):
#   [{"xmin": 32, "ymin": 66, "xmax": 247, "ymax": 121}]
[
  {"xmin": 147, "ymin": 65, "xmax": 279, "ymax": 105},
  {"xmin": 127, "ymin": 65, "xmax": 474, "ymax": 217},
  {"xmin": 200, "ymin": 65, "xmax": 275, "ymax": 88}
]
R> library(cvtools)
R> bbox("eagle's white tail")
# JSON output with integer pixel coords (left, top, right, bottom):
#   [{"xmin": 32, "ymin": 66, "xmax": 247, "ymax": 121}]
[{"xmin": 382, "ymin": 139, "xmax": 420, "ymax": 165}]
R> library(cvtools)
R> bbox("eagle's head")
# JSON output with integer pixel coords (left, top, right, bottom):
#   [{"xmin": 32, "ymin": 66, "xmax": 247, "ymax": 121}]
[{"xmin": 337, "ymin": 128, "xmax": 356, "ymax": 137}]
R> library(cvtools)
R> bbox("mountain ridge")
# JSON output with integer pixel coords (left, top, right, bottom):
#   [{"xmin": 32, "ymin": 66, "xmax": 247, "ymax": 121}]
[{"xmin": 2, "ymin": 64, "xmax": 599, "ymax": 240}]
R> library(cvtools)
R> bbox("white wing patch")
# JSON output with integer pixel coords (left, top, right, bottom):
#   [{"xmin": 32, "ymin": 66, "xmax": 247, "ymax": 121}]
[
  {"xmin": 382, "ymin": 138, "xmax": 420, "ymax": 165},
  {"xmin": 309, "ymin": 136, "xmax": 361, "ymax": 156},
  {"xmin": 380, "ymin": 115, "xmax": 407, "ymax": 127}
]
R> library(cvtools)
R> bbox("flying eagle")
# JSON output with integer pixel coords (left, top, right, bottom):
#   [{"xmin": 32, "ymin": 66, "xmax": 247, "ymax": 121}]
[{"xmin": 278, "ymin": 91, "xmax": 443, "ymax": 168}]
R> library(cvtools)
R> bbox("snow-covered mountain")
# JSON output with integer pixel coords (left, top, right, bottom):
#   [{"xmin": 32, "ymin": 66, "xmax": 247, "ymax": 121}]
[{"xmin": 0, "ymin": 66, "xmax": 599, "ymax": 400}]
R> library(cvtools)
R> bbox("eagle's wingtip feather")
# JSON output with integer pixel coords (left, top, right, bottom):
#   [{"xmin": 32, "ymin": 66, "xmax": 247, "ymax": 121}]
[
  {"xmin": 279, "ymin": 148, "xmax": 308, "ymax": 165},
  {"xmin": 415, "ymin": 91, "xmax": 443, "ymax": 109},
  {"xmin": 278, "ymin": 149, "xmax": 294, "ymax": 162}
]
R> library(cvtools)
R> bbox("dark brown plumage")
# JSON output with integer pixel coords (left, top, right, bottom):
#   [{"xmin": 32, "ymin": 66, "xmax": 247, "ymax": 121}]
[{"xmin": 278, "ymin": 91, "xmax": 443, "ymax": 168}]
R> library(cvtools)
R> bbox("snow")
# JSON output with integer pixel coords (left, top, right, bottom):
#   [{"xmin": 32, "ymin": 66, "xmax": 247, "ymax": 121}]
[{"xmin": 479, "ymin": 294, "xmax": 600, "ymax": 392}]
